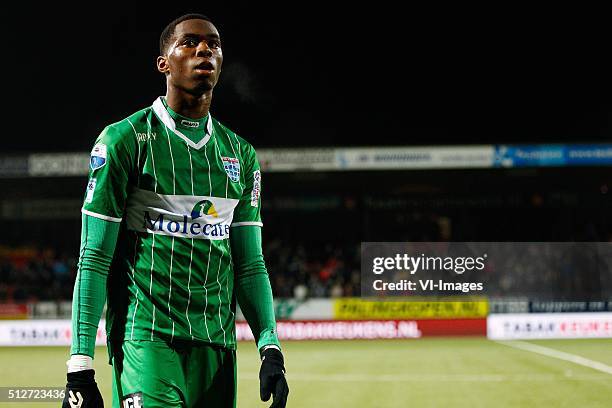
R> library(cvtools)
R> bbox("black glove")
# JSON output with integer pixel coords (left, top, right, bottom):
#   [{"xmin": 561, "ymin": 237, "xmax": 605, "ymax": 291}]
[
  {"xmin": 259, "ymin": 347, "xmax": 289, "ymax": 408},
  {"xmin": 62, "ymin": 369, "xmax": 104, "ymax": 408}
]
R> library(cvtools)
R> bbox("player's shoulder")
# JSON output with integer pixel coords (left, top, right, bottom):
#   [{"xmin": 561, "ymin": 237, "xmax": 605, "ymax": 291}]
[
  {"xmin": 105, "ymin": 106, "xmax": 152, "ymax": 139},
  {"xmin": 211, "ymin": 116, "xmax": 257, "ymax": 158},
  {"xmin": 97, "ymin": 106, "xmax": 153, "ymax": 148}
]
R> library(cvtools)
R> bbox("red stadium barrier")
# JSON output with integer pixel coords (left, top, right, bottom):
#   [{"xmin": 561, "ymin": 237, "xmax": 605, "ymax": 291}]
[
  {"xmin": 0, "ymin": 303, "xmax": 28, "ymax": 320},
  {"xmin": 416, "ymin": 318, "xmax": 486, "ymax": 336},
  {"xmin": 236, "ymin": 319, "xmax": 486, "ymax": 341}
]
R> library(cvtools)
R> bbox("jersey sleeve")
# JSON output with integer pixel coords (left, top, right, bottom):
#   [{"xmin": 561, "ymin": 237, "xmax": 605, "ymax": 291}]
[
  {"xmin": 231, "ymin": 143, "xmax": 263, "ymax": 227},
  {"xmin": 70, "ymin": 213, "xmax": 120, "ymax": 358},
  {"xmin": 81, "ymin": 125, "xmax": 135, "ymax": 222}
]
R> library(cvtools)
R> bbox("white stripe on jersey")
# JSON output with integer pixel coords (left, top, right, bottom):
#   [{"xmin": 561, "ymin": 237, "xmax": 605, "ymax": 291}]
[
  {"xmin": 186, "ymin": 240, "xmax": 194, "ymax": 340},
  {"xmin": 223, "ymin": 132, "xmax": 238, "ymax": 335},
  {"xmin": 211, "ymin": 135, "xmax": 230, "ymax": 209},
  {"xmin": 146, "ymin": 115, "xmax": 158, "ymax": 340},
  {"xmin": 169, "ymin": 236, "xmax": 176, "ymax": 342},
  {"xmin": 150, "ymin": 237, "xmax": 156, "ymax": 341},
  {"xmin": 216, "ymin": 249, "xmax": 227, "ymax": 347},
  {"xmin": 130, "ymin": 236, "xmax": 139, "ymax": 340},
  {"xmin": 212, "ymin": 134, "xmax": 225, "ymax": 168},
  {"xmin": 202, "ymin": 144, "xmax": 213, "ymax": 342},
  {"xmin": 81, "ymin": 209, "xmax": 122, "ymax": 223},
  {"xmin": 146, "ymin": 116, "xmax": 158, "ymax": 192},
  {"xmin": 220, "ymin": 138, "xmax": 230, "ymax": 346},
  {"xmin": 203, "ymin": 243, "xmax": 213, "ymax": 343},
  {"xmin": 126, "ymin": 118, "xmax": 142, "ymax": 340},
  {"xmin": 225, "ymin": 172, "xmax": 229, "ymax": 198},
  {"xmin": 126, "ymin": 118, "xmax": 143, "ymax": 188},
  {"xmin": 163, "ymin": 124, "xmax": 178, "ymax": 342},
  {"xmin": 164, "ymin": 126, "xmax": 177, "ymax": 195},
  {"xmin": 229, "ymin": 131, "xmax": 241, "ymax": 156},
  {"xmin": 231, "ymin": 221, "xmax": 264, "ymax": 227},
  {"xmin": 186, "ymin": 145, "xmax": 194, "ymax": 339},
  {"xmin": 225, "ymin": 130, "xmax": 243, "ymax": 181}
]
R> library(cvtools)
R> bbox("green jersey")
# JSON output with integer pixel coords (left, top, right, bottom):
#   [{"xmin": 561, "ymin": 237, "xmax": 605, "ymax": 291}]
[{"xmin": 82, "ymin": 97, "xmax": 262, "ymax": 350}]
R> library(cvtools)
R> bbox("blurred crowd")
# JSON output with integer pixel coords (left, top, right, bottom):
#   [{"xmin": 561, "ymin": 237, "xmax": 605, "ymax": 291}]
[
  {"xmin": 0, "ymin": 247, "xmax": 76, "ymax": 302},
  {"xmin": 264, "ymin": 239, "xmax": 361, "ymax": 299},
  {"xmin": 0, "ymin": 242, "xmax": 361, "ymax": 302},
  {"xmin": 1, "ymin": 238, "xmax": 610, "ymax": 302}
]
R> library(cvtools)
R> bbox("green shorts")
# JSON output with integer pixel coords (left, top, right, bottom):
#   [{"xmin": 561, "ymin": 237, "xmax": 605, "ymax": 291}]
[{"xmin": 110, "ymin": 340, "xmax": 236, "ymax": 408}]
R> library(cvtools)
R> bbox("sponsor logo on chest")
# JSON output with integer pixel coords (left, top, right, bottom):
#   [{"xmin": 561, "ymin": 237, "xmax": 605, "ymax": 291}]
[{"xmin": 126, "ymin": 188, "xmax": 239, "ymax": 240}]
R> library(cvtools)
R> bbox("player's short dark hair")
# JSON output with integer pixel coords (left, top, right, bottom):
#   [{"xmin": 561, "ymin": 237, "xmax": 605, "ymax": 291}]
[{"xmin": 160, "ymin": 13, "xmax": 213, "ymax": 55}]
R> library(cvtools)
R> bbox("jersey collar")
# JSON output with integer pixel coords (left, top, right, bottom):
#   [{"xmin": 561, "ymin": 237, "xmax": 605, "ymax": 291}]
[{"xmin": 151, "ymin": 96, "xmax": 213, "ymax": 150}]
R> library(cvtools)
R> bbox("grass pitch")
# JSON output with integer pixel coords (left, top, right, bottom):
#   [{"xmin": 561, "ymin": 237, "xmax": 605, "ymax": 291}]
[{"xmin": 0, "ymin": 338, "xmax": 611, "ymax": 407}]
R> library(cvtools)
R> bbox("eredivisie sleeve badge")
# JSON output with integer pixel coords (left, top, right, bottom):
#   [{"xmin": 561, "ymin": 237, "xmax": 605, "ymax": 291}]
[
  {"xmin": 90, "ymin": 143, "xmax": 107, "ymax": 170},
  {"xmin": 221, "ymin": 157, "xmax": 240, "ymax": 182}
]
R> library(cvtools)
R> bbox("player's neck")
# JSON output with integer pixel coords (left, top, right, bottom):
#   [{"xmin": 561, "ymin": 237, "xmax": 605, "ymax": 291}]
[{"xmin": 165, "ymin": 88, "xmax": 212, "ymax": 119}]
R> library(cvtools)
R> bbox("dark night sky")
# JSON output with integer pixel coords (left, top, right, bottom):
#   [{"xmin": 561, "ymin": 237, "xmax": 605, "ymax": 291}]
[{"xmin": 4, "ymin": 5, "xmax": 611, "ymax": 153}]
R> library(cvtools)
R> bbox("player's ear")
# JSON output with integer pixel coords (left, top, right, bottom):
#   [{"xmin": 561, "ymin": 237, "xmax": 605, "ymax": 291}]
[{"xmin": 157, "ymin": 56, "xmax": 170, "ymax": 75}]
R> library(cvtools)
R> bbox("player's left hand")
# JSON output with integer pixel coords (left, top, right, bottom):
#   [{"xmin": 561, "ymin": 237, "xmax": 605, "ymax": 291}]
[
  {"xmin": 259, "ymin": 347, "xmax": 288, "ymax": 408},
  {"xmin": 61, "ymin": 369, "xmax": 104, "ymax": 408}
]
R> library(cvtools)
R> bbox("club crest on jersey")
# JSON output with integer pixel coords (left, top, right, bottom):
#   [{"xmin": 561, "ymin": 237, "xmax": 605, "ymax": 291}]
[
  {"xmin": 222, "ymin": 157, "xmax": 240, "ymax": 182},
  {"xmin": 90, "ymin": 143, "xmax": 107, "ymax": 170}
]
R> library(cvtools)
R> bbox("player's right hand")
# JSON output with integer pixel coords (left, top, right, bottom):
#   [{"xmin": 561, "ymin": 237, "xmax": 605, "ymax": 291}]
[{"xmin": 62, "ymin": 369, "xmax": 104, "ymax": 408}]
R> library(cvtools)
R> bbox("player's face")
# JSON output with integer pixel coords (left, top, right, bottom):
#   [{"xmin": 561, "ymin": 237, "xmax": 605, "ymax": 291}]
[{"xmin": 162, "ymin": 19, "xmax": 223, "ymax": 94}]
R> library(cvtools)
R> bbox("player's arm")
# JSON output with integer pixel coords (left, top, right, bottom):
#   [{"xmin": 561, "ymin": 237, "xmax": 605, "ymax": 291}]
[
  {"xmin": 231, "ymin": 226, "xmax": 279, "ymax": 350},
  {"xmin": 63, "ymin": 125, "xmax": 135, "ymax": 408},
  {"xmin": 232, "ymin": 226, "xmax": 288, "ymax": 408},
  {"xmin": 230, "ymin": 142, "xmax": 288, "ymax": 408},
  {"xmin": 63, "ymin": 214, "xmax": 118, "ymax": 408},
  {"xmin": 69, "ymin": 215, "xmax": 120, "ymax": 359}
]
